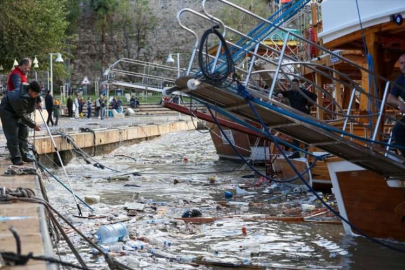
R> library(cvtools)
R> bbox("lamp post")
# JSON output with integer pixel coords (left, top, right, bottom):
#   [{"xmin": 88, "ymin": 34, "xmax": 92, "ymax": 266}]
[
  {"xmin": 166, "ymin": 53, "xmax": 180, "ymax": 77},
  {"xmin": 12, "ymin": 59, "xmax": 18, "ymax": 71},
  {"xmin": 33, "ymin": 57, "xmax": 39, "ymax": 81},
  {"xmin": 49, "ymin": 53, "xmax": 64, "ymax": 95},
  {"xmin": 166, "ymin": 53, "xmax": 181, "ymax": 119}
]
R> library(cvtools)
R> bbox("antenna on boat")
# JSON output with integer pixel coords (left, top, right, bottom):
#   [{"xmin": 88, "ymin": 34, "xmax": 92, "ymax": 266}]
[{"xmin": 38, "ymin": 109, "xmax": 83, "ymax": 216}]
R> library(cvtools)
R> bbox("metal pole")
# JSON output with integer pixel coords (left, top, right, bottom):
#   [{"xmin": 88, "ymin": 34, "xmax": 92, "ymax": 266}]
[
  {"xmin": 38, "ymin": 109, "xmax": 83, "ymax": 216},
  {"xmin": 372, "ymin": 82, "xmax": 390, "ymax": 141},
  {"xmin": 244, "ymin": 43, "xmax": 260, "ymax": 86},
  {"xmin": 341, "ymin": 88, "xmax": 356, "ymax": 137},
  {"xmin": 50, "ymin": 53, "xmax": 53, "ymax": 95},
  {"xmin": 47, "ymin": 71, "xmax": 50, "ymax": 90},
  {"xmin": 268, "ymin": 32, "xmax": 290, "ymax": 99},
  {"xmin": 177, "ymin": 53, "xmax": 181, "ymax": 77},
  {"xmin": 385, "ymin": 131, "xmax": 393, "ymax": 157}
]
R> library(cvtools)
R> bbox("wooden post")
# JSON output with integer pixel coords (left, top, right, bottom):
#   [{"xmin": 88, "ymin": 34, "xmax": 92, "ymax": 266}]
[
  {"xmin": 359, "ymin": 67, "xmax": 369, "ymax": 111},
  {"xmin": 333, "ymin": 70, "xmax": 342, "ymax": 117},
  {"xmin": 311, "ymin": 2, "xmax": 319, "ymax": 57},
  {"xmin": 315, "ymin": 73, "xmax": 324, "ymax": 120}
]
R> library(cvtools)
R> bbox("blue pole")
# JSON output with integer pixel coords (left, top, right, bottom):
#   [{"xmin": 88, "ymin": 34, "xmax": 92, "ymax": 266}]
[{"xmin": 37, "ymin": 162, "xmax": 95, "ymax": 212}]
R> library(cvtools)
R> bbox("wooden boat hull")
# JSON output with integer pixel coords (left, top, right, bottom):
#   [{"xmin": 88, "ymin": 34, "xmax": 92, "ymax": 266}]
[{"xmin": 328, "ymin": 160, "xmax": 405, "ymax": 241}]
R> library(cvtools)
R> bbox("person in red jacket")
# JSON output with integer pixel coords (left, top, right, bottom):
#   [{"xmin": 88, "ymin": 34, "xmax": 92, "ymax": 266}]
[{"xmin": 7, "ymin": 58, "xmax": 32, "ymax": 93}]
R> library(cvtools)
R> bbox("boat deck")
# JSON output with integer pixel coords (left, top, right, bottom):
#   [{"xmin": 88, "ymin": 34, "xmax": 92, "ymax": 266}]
[{"xmin": 174, "ymin": 76, "xmax": 405, "ymax": 178}]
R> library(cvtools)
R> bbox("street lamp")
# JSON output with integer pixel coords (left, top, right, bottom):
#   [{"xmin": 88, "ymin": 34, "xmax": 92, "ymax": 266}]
[
  {"xmin": 166, "ymin": 53, "xmax": 181, "ymax": 77},
  {"xmin": 12, "ymin": 59, "xmax": 18, "ymax": 71},
  {"xmin": 33, "ymin": 57, "xmax": 39, "ymax": 81},
  {"xmin": 166, "ymin": 53, "xmax": 182, "ymax": 119},
  {"xmin": 50, "ymin": 53, "xmax": 64, "ymax": 95}
]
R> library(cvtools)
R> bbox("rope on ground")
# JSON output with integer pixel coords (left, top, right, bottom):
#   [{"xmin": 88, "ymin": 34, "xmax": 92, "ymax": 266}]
[
  {"xmin": 0, "ymin": 227, "xmax": 86, "ymax": 269},
  {"xmin": 1, "ymin": 194, "xmax": 131, "ymax": 270},
  {"xmin": 4, "ymin": 165, "xmax": 37, "ymax": 176}
]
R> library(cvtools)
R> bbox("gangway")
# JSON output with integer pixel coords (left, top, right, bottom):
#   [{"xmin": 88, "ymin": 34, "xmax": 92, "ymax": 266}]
[
  {"xmin": 105, "ymin": 58, "xmax": 186, "ymax": 94},
  {"xmin": 167, "ymin": 0, "xmax": 405, "ymax": 179}
]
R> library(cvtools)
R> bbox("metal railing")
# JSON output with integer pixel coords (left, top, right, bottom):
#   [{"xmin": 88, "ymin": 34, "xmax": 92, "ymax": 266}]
[
  {"xmin": 175, "ymin": 0, "xmax": 405, "ymax": 160},
  {"xmin": 106, "ymin": 58, "xmax": 186, "ymax": 91}
]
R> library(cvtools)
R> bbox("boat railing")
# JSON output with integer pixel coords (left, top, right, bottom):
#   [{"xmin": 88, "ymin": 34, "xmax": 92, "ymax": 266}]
[
  {"xmin": 175, "ymin": 0, "xmax": 405, "ymax": 158},
  {"xmin": 106, "ymin": 58, "xmax": 187, "ymax": 91}
]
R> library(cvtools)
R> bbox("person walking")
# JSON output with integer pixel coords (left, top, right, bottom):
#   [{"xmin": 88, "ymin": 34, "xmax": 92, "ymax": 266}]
[
  {"xmin": 74, "ymin": 93, "xmax": 80, "ymax": 119},
  {"xmin": 78, "ymin": 96, "xmax": 84, "ymax": 117},
  {"xmin": 67, "ymin": 95, "xmax": 73, "ymax": 118},
  {"xmin": 87, "ymin": 97, "xmax": 92, "ymax": 119},
  {"xmin": 45, "ymin": 90, "xmax": 54, "ymax": 126},
  {"xmin": 53, "ymin": 98, "xmax": 60, "ymax": 126},
  {"xmin": 117, "ymin": 98, "xmax": 123, "ymax": 113},
  {"xmin": 0, "ymin": 81, "xmax": 42, "ymax": 165},
  {"xmin": 100, "ymin": 96, "xmax": 106, "ymax": 120},
  {"xmin": 95, "ymin": 96, "xmax": 101, "ymax": 117},
  {"xmin": 7, "ymin": 58, "xmax": 31, "ymax": 94}
]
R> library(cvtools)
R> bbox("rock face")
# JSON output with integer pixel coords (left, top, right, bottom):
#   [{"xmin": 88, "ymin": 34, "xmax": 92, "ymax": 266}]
[{"xmin": 70, "ymin": 0, "xmax": 220, "ymax": 89}]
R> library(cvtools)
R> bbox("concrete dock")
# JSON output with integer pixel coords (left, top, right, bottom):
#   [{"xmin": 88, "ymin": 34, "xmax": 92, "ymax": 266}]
[
  {"xmin": 0, "ymin": 114, "xmax": 198, "ymax": 269},
  {"xmin": 0, "ymin": 160, "xmax": 54, "ymax": 270}
]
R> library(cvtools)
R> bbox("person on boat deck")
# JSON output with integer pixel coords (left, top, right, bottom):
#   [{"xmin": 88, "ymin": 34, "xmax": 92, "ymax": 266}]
[
  {"xmin": 278, "ymin": 79, "xmax": 317, "ymax": 114},
  {"xmin": 387, "ymin": 54, "xmax": 405, "ymax": 157},
  {"xmin": 277, "ymin": 79, "xmax": 317, "ymax": 158}
]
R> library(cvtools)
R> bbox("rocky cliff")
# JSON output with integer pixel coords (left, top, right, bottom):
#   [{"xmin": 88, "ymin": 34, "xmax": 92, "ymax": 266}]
[{"xmin": 70, "ymin": 0, "xmax": 221, "ymax": 88}]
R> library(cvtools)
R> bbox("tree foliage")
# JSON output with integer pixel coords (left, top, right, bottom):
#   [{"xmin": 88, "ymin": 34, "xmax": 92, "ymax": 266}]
[
  {"xmin": 90, "ymin": 0, "xmax": 119, "ymax": 69},
  {"xmin": 111, "ymin": 0, "xmax": 156, "ymax": 60},
  {"xmin": 213, "ymin": 0, "xmax": 272, "ymax": 39},
  {"xmin": 0, "ymin": 0, "xmax": 68, "ymax": 71}
]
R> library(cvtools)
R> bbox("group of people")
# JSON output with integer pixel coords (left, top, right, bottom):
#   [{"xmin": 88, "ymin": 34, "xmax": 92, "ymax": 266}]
[{"xmin": 66, "ymin": 94, "xmax": 107, "ymax": 119}]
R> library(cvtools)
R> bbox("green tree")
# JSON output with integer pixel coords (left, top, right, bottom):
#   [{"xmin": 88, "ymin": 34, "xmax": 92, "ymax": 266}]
[
  {"xmin": 109, "ymin": 0, "xmax": 156, "ymax": 61},
  {"xmin": 213, "ymin": 0, "xmax": 271, "ymax": 39},
  {"xmin": 0, "ymin": 0, "xmax": 68, "ymax": 71},
  {"xmin": 90, "ymin": 0, "xmax": 118, "ymax": 69}
]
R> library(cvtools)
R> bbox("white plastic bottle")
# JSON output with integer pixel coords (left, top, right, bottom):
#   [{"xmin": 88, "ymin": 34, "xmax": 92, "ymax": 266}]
[{"xmin": 95, "ymin": 223, "xmax": 128, "ymax": 244}]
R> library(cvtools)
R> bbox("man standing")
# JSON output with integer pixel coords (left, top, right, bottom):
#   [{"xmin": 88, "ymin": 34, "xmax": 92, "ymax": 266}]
[
  {"xmin": 67, "ymin": 95, "xmax": 73, "ymax": 118},
  {"xmin": 7, "ymin": 58, "xmax": 31, "ymax": 93},
  {"xmin": 278, "ymin": 79, "xmax": 317, "ymax": 158},
  {"xmin": 0, "ymin": 81, "xmax": 42, "ymax": 165},
  {"xmin": 45, "ymin": 90, "xmax": 54, "ymax": 126},
  {"xmin": 95, "ymin": 96, "xmax": 101, "ymax": 117},
  {"xmin": 387, "ymin": 54, "xmax": 405, "ymax": 157},
  {"xmin": 87, "ymin": 97, "xmax": 92, "ymax": 119}
]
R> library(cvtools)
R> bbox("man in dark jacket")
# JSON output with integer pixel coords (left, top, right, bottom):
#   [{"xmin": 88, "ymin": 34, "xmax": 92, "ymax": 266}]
[
  {"xmin": 45, "ymin": 90, "xmax": 54, "ymax": 126},
  {"xmin": 0, "ymin": 81, "xmax": 42, "ymax": 165},
  {"xmin": 67, "ymin": 95, "xmax": 73, "ymax": 118},
  {"xmin": 278, "ymin": 79, "xmax": 317, "ymax": 158}
]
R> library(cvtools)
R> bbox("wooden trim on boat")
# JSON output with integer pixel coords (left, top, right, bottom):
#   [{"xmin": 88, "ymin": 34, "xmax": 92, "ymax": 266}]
[{"xmin": 328, "ymin": 160, "xmax": 405, "ymax": 241}]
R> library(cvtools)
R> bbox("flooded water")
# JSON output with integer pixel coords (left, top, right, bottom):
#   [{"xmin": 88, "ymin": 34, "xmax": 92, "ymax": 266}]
[{"xmin": 46, "ymin": 130, "xmax": 405, "ymax": 269}]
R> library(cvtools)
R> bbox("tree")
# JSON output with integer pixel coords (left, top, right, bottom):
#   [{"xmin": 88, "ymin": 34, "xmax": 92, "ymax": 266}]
[
  {"xmin": 213, "ymin": 0, "xmax": 272, "ymax": 39},
  {"xmin": 90, "ymin": 0, "xmax": 118, "ymax": 70},
  {"xmin": 108, "ymin": 0, "xmax": 156, "ymax": 61},
  {"xmin": 0, "ymin": 0, "xmax": 68, "ymax": 71}
]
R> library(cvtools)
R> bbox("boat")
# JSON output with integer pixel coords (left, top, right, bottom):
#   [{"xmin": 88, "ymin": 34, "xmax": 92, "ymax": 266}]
[{"xmin": 164, "ymin": 0, "xmax": 405, "ymax": 242}]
